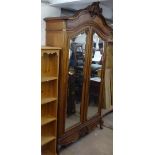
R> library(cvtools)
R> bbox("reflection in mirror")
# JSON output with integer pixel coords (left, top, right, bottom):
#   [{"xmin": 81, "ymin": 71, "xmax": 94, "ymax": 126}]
[
  {"xmin": 87, "ymin": 33, "xmax": 104, "ymax": 119},
  {"xmin": 65, "ymin": 32, "xmax": 86, "ymax": 130}
]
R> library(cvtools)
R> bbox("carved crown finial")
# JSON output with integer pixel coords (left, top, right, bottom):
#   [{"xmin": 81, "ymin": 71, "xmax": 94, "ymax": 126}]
[{"xmin": 87, "ymin": 2, "xmax": 102, "ymax": 17}]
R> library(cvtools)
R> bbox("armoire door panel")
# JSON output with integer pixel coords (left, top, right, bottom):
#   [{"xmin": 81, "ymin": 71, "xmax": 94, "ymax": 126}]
[
  {"xmin": 65, "ymin": 31, "xmax": 87, "ymax": 130},
  {"xmin": 86, "ymin": 32, "xmax": 105, "ymax": 119}
]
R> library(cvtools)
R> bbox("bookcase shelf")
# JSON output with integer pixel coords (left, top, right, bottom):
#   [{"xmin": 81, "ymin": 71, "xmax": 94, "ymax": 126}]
[
  {"xmin": 41, "ymin": 46, "xmax": 60, "ymax": 155},
  {"xmin": 41, "ymin": 76, "xmax": 57, "ymax": 82},
  {"xmin": 41, "ymin": 81, "xmax": 57, "ymax": 99},
  {"xmin": 41, "ymin": 117, "xmax": 56, "ymax": 126},
  {"xmin": 41, "ymin": 136, "xmax": 56, "ymax": 146},
  {"xmin": 41, "ymin": 97, "xmax": 57, "ymax": 105}
]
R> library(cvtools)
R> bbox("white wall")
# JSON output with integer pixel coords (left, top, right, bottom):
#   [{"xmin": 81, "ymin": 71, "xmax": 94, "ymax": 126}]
[
  {"xmin": 101, "ymin": 4, "xmax": 113, "ymax": 20},
  {"xmin": 41, "ymin": 3, "xmax": 61, "ymax": 45}
]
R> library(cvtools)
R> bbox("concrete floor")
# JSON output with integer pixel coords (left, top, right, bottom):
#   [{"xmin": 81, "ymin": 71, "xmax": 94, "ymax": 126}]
[{"xmin": 60, "ymin": 112, "xmax": 113, "ymax": 155}]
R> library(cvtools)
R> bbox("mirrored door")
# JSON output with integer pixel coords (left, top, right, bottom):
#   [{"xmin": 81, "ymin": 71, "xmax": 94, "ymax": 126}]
[
  {"xmin": 87, "ymin": 32, "xmax": 105, "ymax": 119},
  {"xmin": 65, "ymin": 32, "xmax": 87, "ymax": 130}
]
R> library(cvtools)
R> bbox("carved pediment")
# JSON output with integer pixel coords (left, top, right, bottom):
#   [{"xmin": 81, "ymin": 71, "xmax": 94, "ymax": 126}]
[
  {"xmin": 71, "ymin": 2, "xmax": 103, "ymax": 19},
  {"xmin": 86, "ymin": 2, "xmax": 103, "ymax": 17}
]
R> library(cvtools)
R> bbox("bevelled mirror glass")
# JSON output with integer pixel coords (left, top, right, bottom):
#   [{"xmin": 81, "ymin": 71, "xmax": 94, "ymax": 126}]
[
  {"xmin": 65, "ymin": 32, "xmax": 87, "ymax": 130},
  {"xmin": 87, "ymin": 32, "xmax": 104, "ymax": 119}
]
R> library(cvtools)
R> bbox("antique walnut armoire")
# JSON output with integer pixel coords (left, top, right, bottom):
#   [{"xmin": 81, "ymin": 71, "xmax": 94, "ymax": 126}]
[{"xmin": 44, "ymin": 2, "xmax": 113, "ymax": 148}]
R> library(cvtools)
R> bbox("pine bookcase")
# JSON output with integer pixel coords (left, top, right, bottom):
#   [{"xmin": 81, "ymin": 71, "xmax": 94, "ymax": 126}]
[{"xmin": 41, "ymin": 46, "xmax": 60, "ymax": 155}]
